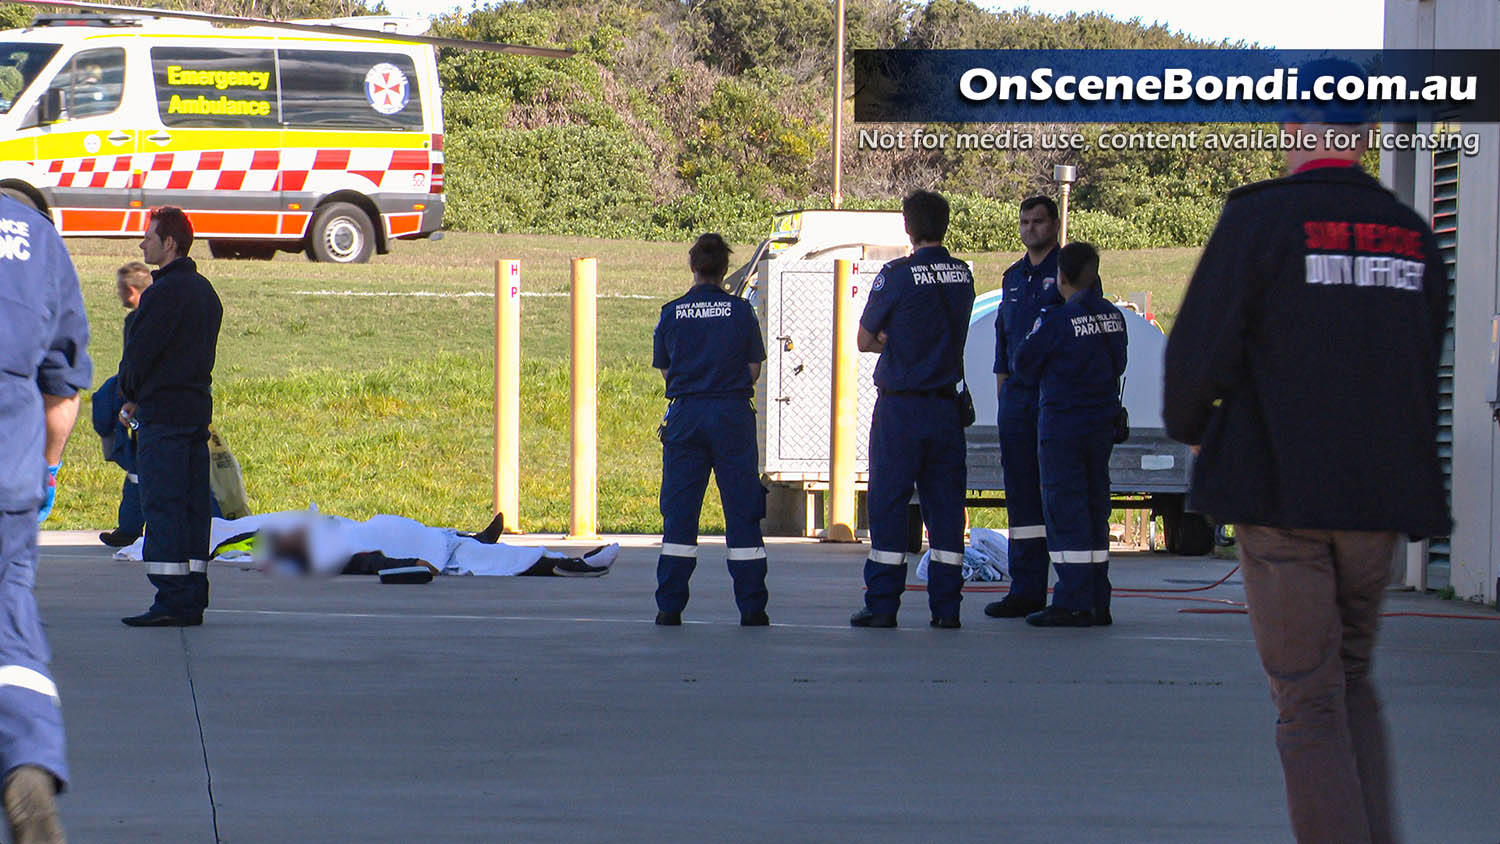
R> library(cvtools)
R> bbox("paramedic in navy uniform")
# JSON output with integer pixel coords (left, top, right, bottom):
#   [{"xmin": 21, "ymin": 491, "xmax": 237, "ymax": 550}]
[
  {"xmin": 119, "ymin": 207, "xmax": 223, "ymax": 627},
  {"xmin": 984, "ymin": 196, "xmax": 1062, "ymax": 620},
  {"xmin": 1164, "ymin": 79, "xmax": 1449, "ymax": 843},
  {"xmin": 1010, "ymin": 242, "xmax": 1126, "ymax": 627},
  {"xmin": 652, "ymin": 234, "xmax": 771, "ymax": 626},
  {"xmin": 0, "ymin": 192, "xmax": 91, "ymax": 842},
  {"xmin": 850, "ymin": 190, "xmax": 975, "ymax": 629}
]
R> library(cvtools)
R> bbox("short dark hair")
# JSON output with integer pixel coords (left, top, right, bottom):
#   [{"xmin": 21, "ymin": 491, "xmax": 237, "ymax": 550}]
[
  {"xmin": 1057, "ymin": 241, "xmax": 1100, "ymax": 289},
  {"xmin": 148, "ymin": 206, "xmax": 194, "ymax": 256},
  {"xmin": 1019, "ymin": 195, "xmax": 1058, "ymax": 221},
  {"xmin": 688, "ymin": 232, "xmax": 732, "ymax": 280},
  {"xmin": 902, "ymin": 190, "xmax": 949, "ymax": 244}
]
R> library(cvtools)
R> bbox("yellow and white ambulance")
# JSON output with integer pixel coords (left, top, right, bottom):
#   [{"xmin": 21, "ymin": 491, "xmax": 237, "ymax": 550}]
[{"xmin": 0, "ymin": 12, "xmax": 445, "ymax": 262}]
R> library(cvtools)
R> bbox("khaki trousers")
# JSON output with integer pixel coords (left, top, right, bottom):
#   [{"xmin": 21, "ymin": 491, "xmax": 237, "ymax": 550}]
[{"xmin": 1237, "ymin": 525, "xmax": 1401, "ymax": 844}]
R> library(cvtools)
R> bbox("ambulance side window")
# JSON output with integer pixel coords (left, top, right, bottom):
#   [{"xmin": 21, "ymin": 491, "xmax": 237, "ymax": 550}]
[
  {"xmin": 150, "ymin": 47, "xmax": 278, "ymax": 128},
  {"xmin": 46, "ymin": 48, "xmax": 125, "ymax": 120},
  {"xmin": 278, "ymin": 50, "xmax": 422, "ymax": 130}
]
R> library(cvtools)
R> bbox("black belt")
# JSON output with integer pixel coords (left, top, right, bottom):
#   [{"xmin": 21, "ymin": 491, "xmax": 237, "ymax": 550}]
[{"xmin": 881, "ymin": 387, "xmax": 957, "ymax": 399}]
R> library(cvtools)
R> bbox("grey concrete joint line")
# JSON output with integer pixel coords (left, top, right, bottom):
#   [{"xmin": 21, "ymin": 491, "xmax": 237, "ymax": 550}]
[{"xmin": 180, "ymin": 630, "xmax": 224, "ymax": 843}]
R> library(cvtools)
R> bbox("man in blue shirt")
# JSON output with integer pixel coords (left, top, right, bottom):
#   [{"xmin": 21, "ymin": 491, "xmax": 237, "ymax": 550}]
[
  {"xmin": 851, "ymin": 190, "xmax": 976, "ymax": 629},
  {"xmin": 652, "ymin": 234, "xmax": 771, "ymax": 626},
  {"xmin": 984, "ymin": 196, "xmax": 1063, "ymax": 621},
  {"xmin": 119, "ymin": 208, "xmax": 223, "ymax": 627},
  {"xmin": 0, "ymin": 194, "xmax": 91, "ymax": 842},
  {"xmin": 1012, "ymin": 242, "xmax": 1127, "ymax": 627}
]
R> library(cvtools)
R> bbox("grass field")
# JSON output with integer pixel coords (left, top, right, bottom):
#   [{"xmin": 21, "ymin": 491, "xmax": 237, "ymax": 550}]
[{"xmin": 49, "ymin": 232, "xmax": 1202, "ymax": 534}]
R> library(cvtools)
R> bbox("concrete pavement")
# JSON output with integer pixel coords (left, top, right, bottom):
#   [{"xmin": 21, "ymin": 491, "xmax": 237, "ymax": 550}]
[{"xmin": 32, "ymin": 534, "xmax": 1500, "ymax": 843}]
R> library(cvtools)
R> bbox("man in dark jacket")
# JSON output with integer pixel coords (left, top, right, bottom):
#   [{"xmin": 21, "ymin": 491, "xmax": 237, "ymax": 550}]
[
  {"xmin": 119, "ymin": 207, "xmax": 223, "ymax": 627},
  {"xmin": 1163, "ymin": 111, "xmax": 1449, "ymax": 841}
]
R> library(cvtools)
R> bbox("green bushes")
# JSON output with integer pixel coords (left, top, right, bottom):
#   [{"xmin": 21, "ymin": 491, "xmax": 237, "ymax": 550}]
[
  {"xmin": 433, "ymin": 0, "xmax": 1271, "ymax": 250},
  {"xmin": 443, "ymin": 124, "xmax": 659, "ymax": 238}
]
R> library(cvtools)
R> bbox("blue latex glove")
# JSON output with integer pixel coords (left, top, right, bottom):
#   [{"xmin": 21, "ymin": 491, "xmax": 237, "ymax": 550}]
[{"xmin": 36, "ymin": 464, "xmax": 60, "ymax": 524}]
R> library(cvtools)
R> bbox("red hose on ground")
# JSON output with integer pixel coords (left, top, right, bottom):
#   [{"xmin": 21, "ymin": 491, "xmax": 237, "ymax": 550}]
[
  {"xmin": 1179, "ymin": 608, "xmax": 1500, "ymax": 620},
  {"xmin": 906, "ymin": 562, "xmax": 1499, "ymax": 620},
  {"xmin": 907, "ymin": 563, "xmax": 1244, "ymax": 602},
  {"xmin": 1378, "ymin": 611, "xmax": 1500, "ymax": 621}
]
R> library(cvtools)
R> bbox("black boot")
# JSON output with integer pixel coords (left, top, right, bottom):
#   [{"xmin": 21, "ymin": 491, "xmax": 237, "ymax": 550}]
[
  {"xmin": 850, "ymin": 608, "xmax": 897, "ymax": 628},
  {"xmin": 1024, "ymin": 606, "xmax": 1094, "ymax": 628},
  {"xmin": 122, "ymin": 608, "xmax": 203, "ymax": 627},
  {"xmin": 473, "ymin": 513, "xmax": 505, "ymax": 544},
  {"xmin": 984, "ymin": 594, "xmax": 1046, "ymax": 619},
  {"xmin": 99, "ymin": 528, "xmax": 141, "ymax": 548}
]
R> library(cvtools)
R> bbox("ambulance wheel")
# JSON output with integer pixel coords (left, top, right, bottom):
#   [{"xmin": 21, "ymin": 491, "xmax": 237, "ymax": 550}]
[
  {"xmin": 0, "ymin": 187, "xmax": 38, "ymax": 211},
  {"xmin": 208, "ymin": 240, "xmax": 276, "ymax": 261},
  {"xmin": 307, "ymin": 202, "xmax": 374, "ymax": 264}
]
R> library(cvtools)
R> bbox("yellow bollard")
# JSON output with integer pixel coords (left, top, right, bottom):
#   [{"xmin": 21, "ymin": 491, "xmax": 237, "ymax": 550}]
[
  {"xmin": 826, "ymin": 258, "xmax": 858, "ymax": 542},
  {"xmin": 569, "ymin": 257, "xmax": 599, "ymax": 540},
  {"xmin": 493, "ymin": 260, "xmax": 521, "ymax": 533}
]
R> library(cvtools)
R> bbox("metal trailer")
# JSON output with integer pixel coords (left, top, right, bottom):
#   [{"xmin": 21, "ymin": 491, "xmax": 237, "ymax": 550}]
[
  {"xmin": 738, "ymin": 209, "xmax": 1215, "ymax": 554},
  {"xmin": 962, "ymin": 290, "xmax": 1213, "ymax": 554}
]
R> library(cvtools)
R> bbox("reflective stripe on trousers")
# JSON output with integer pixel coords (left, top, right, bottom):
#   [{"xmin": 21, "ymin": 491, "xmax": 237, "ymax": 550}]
[
  {"xmin": 0, "ymin": 511, "xmax": 69, "ymax": 787},
  {"xmin": 144, "ymin": 559, "xmax": 209, "ymax": 576}
]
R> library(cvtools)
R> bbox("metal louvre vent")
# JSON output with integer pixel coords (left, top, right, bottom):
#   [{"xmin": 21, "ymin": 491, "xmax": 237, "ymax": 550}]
[{"xmin": 1428, "ymin": 146, "xmax": 1459, "ymax": 589}]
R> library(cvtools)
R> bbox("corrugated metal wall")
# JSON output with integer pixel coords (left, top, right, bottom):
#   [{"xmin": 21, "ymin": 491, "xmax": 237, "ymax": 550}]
[{"xmin": 1428, "ymin": 146, "xmax": 1460, "ymax": 588}]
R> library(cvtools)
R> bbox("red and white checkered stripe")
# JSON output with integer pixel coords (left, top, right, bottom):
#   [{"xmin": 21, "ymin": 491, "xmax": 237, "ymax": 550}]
[
  {"xmin": 45, "ymin": 155, "xmax": 135, "ymax": 190},
  {"xmin": 36, "ymin": 148, "xmax": 434, "ymax": 193}
]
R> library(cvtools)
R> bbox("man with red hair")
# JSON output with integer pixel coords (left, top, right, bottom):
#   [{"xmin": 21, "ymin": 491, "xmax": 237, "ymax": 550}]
[{"xmin": 119, "ymin": 207, "xmax": 223, "ymax": 627}]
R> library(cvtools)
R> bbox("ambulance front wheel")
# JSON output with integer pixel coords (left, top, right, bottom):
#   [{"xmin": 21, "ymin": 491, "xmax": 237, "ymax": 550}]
[
  {"xmin": 307, "ymin": 202, "xmax": 375, "ymax": 264},
  {"xmin": 0, "ymin": 187, "xmax": 39, "ymax": 211}
]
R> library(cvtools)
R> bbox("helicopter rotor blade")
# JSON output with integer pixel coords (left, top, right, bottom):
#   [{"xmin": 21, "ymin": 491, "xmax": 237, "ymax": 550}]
[{"xmin": 8, "ymin": 0, "xmax": 575, "ymax": 58}]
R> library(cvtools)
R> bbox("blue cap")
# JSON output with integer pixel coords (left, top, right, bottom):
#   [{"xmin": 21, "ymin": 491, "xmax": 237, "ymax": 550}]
[{"xmin": 1282, "ymin": 57, "xmax": 1372, "ymax": 125}]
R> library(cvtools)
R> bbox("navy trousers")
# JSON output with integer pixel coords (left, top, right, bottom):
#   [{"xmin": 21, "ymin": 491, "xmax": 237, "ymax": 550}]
[
  {"xmin": 656, "ymin": 398, "xmax": 768, "ymax": 615},
  {"xmin": 1039, "ymin": 429, "xmax": 1114, "ymax": 615},
  {"xmin": 0, "ymin": 511, "xmax": 68, "ymax": 788},
  {"xmin": 136, "ymin": 422, "xmax": 211, "ymax": 616},
  {"xmin": 998, "ymin": 383, "xmax": 1049, "ymax": 604},
  {"xmin": 116, "ymin": 473, "xmax": 144, "ymax": 536},
  {"xmin": 864, "ymin": 394, "xmax": 967, "ymax": 621}
]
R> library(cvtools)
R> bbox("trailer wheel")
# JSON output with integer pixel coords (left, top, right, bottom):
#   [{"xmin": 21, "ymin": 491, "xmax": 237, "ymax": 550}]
[
  {"xmin": 306, "ymin": 202, "xmax": 374, "ymax": 264},
  {"xmin": 1169, "ymin": 513, "xmax": 1216, "ymax": 557}
]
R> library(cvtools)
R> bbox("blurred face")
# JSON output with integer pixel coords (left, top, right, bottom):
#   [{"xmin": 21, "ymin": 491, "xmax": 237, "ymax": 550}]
[
  {"xmin": 1018, "ymin": 204, "xmax": 1059, "ymax": 252},
  {"xmin": 139, "ymin": 221, "xmax": 176, "ymax": 266},
  {"xmin": 115, "ymin": 276, "xmax": 143, "ymax": 309}
]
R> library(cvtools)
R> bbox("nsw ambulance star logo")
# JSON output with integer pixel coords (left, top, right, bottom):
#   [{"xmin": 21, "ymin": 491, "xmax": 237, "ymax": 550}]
[{"xmin": 364, "ymin": 63, "xmax": 410, "ymax": 115}]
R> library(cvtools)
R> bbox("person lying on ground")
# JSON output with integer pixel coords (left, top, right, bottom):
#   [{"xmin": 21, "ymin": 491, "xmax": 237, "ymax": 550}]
[{"xmin": 114, "ymin": 510, "xmax": 618, "ymax": 578}]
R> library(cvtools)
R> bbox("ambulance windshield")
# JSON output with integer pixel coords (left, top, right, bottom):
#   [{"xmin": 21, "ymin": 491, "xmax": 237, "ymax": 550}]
[{"xmin": 0, "ymin": 43, "xmax": 60, "ymax": 114}]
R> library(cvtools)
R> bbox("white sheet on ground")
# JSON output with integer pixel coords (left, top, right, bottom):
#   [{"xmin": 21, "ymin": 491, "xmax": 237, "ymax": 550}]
[
  {"xmin": 113, "ymin": 511, "xmax": 562, "ymax": 576},
  {"xmin": 915, "ymin": 527, "xmax": 1010, "ymax": 582}
]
